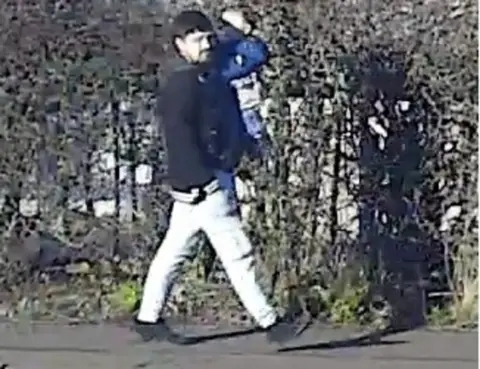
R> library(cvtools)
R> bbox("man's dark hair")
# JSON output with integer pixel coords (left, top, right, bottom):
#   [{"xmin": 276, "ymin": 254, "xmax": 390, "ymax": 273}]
[{"xmin": 170, "ymin": 10, "xmax": 214, "ymax": 42}]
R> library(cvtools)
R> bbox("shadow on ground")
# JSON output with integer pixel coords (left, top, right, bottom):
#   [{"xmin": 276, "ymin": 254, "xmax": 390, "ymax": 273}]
[
  {"xmin": 162, "ymin": 321, "xmax": 409, "ymax": 351},
  {"xmin": 278, "ymin": 326, "xmax": 409, "ymax": 353},
  {"xmin": 165, "ymin": 326, "xmax": 260, "ymax": 346}
]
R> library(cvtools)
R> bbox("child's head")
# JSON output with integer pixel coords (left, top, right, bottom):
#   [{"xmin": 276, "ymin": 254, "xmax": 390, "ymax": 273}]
[{"xmin": 170, "ymin": 10, "xmax": 216, "ymax": 63}]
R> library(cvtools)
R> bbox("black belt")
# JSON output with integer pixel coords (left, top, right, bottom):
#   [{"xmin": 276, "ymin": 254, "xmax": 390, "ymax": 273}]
[{"xmin": 170, "ymin": 179, "xmax": 220, "ymax": 204}]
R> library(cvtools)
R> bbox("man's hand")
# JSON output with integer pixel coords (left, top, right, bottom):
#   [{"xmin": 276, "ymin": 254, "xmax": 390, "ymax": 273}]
[{"xmin": 221, "ymin": 9, "xmax": 252, "ymax": 35}]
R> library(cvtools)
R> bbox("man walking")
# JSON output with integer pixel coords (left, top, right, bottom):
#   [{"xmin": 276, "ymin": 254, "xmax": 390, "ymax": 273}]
[{"xmin": 132, "ymin": 10, "xmax": 301, "ymax": 345}]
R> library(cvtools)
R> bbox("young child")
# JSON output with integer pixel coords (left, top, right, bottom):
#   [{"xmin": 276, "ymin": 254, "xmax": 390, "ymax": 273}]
[
  {"xmin": 218, "ymin": 9, "xmax": 271, "ymax": 159},
  {"xmin": 213, "ymin": 9, "xmax": 271, "ymax": 213}
]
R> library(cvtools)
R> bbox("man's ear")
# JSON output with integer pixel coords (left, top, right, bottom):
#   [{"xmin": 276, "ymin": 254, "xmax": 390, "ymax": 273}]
[{"xmin": 173, "ymin": 36, "xmax": 183, "ymax": 53}]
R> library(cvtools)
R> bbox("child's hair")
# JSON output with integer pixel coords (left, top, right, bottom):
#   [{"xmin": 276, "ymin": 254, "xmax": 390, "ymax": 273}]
[{"xmin": 170, "ymin": 10, "xmax": 214, "ymax": 44}]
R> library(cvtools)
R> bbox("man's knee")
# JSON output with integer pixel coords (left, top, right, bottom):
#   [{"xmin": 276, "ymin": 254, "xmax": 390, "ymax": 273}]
[{"xmin": 150, "ymin": 248, "xmax": 185, "ymax": 279}]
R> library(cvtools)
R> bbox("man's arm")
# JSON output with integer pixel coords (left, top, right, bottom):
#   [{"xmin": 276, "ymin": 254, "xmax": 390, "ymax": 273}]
[
  {"xmin": 158, "ymin": 69, "xmax": 203, "ymax": 159},
  {"xmin": 159, "ymin": 69, "xmax": 222, "ymax": 177},
  {"xmin": 216, "ymin": 26, "xmax": 269, "ymax": 82}
]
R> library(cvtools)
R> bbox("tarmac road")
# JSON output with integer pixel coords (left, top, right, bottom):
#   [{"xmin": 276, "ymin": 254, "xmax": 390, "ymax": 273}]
[{"xmin": 0, "ymin": 321, "xmax": 476, "ymax": 369}]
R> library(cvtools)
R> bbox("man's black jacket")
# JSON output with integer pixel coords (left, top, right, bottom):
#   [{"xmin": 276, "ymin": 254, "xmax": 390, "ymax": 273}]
[{"xmin": 157, "ymin": 59, "xmax": 247, "ymax": 192}]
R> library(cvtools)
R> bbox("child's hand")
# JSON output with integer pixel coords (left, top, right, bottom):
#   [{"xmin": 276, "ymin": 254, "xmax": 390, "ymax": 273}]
[{"xmin": 221, "ymin": 9, "xmax": 252, "ymax": 35}]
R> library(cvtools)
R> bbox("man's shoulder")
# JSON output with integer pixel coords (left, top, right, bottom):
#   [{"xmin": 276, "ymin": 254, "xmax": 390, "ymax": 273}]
[
  {"xmin": 162, "ymin": 65, "xmax": 200, "ymax": 92},
  {"xmin": 167, "ymin": 66, "xmax": 196, "ymax": 81}
]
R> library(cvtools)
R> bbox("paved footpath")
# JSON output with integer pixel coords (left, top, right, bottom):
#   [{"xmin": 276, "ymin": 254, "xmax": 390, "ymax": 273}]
[{"xmin": 0, "ymin": 321, "xmax": 476, "ymax": 369}]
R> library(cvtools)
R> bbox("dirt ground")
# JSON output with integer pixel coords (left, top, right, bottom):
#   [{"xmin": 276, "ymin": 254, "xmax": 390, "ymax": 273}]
[{"xmin": 0, "ymin": 321, "xmax": 477, "ymax": 369}]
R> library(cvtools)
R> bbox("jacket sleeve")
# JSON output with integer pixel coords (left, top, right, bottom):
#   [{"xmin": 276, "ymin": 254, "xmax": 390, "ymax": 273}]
[
  {"xmin": 217, "ymin": 27, "xmax": 269, "ymax": 82},
  {"xmin": 158, "ymin": 70, "xmax": 197, "ymax": 129},
  {"xmin": 218, "ymin": 85, "xmax": 251, "ymax": 171},
  {"xmin": 158, "ymin": 70, "xmax": 205, "ymax": 158}
]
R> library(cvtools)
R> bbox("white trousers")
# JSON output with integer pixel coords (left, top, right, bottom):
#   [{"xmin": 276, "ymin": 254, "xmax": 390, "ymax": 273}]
[{"xmin": 137, "ymin": 187, "xmax": 277, "ymax": 328}]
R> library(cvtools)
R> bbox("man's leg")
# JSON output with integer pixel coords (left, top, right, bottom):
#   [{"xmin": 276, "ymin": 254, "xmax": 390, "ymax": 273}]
[
  {"xmin": 203, "ymin": 169, "xmax": 241, "ymax": 281},
  {"xmin": 134, "ymin": 200, "xmax": 200, "ymax": 340},
  {"xmin": 198, "ymin": 189, "xmax": 301, "ymax": 343}
]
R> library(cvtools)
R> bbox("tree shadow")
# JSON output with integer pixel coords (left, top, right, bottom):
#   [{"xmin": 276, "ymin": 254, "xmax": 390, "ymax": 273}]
[{"xmin": 351, "ymin": 48, "xmax": 431, "ymax": 329}]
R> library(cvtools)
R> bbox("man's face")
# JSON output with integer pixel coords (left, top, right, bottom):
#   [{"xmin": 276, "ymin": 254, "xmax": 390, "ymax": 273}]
[{"xmin": 175, "ymin": 30, "xmax": 215, "ymax": 63}]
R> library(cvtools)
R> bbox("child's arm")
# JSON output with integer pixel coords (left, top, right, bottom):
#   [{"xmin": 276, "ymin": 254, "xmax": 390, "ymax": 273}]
[{"xmin": 216, "ymin": 25, "xmax": 269, "ymax": 82}]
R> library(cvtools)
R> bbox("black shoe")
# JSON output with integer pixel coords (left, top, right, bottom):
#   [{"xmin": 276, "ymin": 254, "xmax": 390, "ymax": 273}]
[
  {"xmin": 264, "ymin": 316, "xmax": 303, "ymax": 344},
  {"xmin": 132, "ymin": 317, "xmax": 198, "ymax": 345},
  {"xmin": 131, "ymin": 317, "xmax": 172, "ymax": 342}
]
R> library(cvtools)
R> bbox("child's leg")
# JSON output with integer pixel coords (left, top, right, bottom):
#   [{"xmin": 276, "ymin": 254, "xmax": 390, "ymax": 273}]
[
  {"xmin": 215, "ymin": 169, "xmax": 240, "ymax": 216},
  {"xmin": 242, "ymin": 108, "xmax": 264, "ymax": 140},
  {"xmin": 242, "ymin": 108, "xmax": 273, "ymax": 161}
]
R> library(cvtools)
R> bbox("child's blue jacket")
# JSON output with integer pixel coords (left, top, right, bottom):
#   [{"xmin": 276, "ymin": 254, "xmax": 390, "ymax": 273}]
[{"xmin": 214, "ymin": 26, "xmax": 269, "ymax": 83}]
